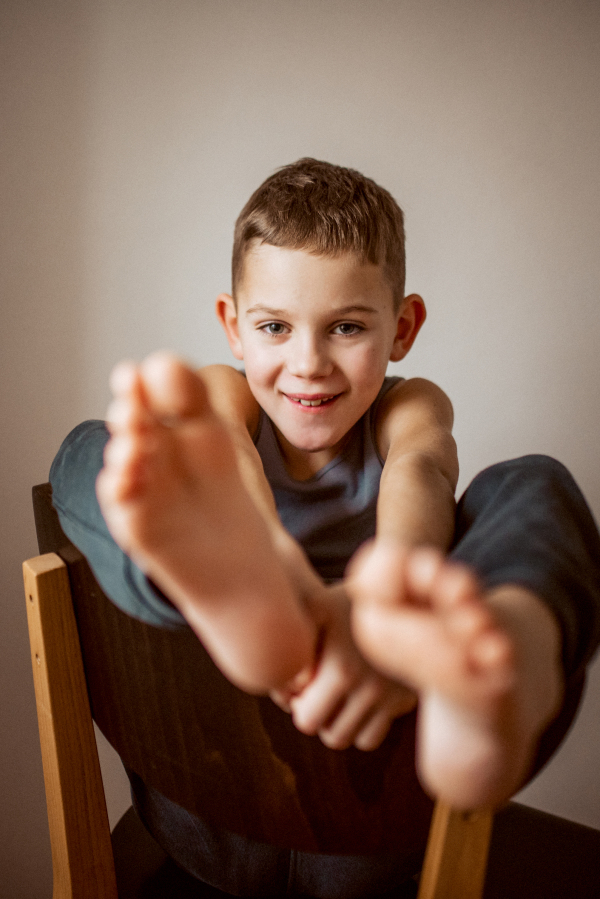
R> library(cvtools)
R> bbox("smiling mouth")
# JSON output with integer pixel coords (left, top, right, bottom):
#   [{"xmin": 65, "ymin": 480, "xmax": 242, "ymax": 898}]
[{"xmin": 286, "ymin": 394, "xmax": 339, "ymax": 407}]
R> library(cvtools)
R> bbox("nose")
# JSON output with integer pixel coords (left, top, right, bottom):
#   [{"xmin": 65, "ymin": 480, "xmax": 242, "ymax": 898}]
[{"xmin": 287, "ymin": 332, "xmax": 333, "ymax": 379}]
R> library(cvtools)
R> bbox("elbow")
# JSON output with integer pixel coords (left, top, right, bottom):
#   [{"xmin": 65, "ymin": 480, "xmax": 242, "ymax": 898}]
[
  {"xmin": 382, "ymin": 450, "xmax": 458, "ymax": 509},
  {"xmin": 402, "ymin": 449, "xmax": 458, "ymax": 496}
]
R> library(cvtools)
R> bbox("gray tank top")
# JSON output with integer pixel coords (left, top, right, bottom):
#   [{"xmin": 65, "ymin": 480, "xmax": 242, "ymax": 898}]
[{"xmin": 254, "ymin": 376, "xmax": 402, "ymax": 581}]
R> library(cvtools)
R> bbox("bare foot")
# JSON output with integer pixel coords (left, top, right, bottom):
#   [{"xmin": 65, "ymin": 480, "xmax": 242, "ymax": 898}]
[
  {"xmin": 96, "ymin": 352, "xmax": 315, "ymax": 693},
  {"xmin": 348, "ymin": 540, "xmax": 564, "ymax": 808}
]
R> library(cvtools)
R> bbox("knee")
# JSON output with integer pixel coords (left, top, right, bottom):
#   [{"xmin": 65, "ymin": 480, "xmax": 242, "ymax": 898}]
[
  {"xmin": 513, "ymin": 454, "xmax": 569, "ymax": 478},
  {"xmin": 49, "ymin": 420, "xmax": 109, "ymax": 516},
  {"xmin": 457, "ymin": 454, "xmax": 588, "ymax": 528},
  {"xmin": 471, "ymin": 454, "xmax": 575, "ymax": 494}
]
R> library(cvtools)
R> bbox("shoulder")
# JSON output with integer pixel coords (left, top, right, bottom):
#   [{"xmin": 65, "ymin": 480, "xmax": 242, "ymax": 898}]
[
  {"xmin": 375, "ymin": 377, "xmax": 455, "ymax": 460},
  {"xmin": 198, "ymin": 364, "xmax": 261, "ymax": 437},
  {"xmin": 377, "ymin": 377, "xmax": 454, "ymax": 424}
]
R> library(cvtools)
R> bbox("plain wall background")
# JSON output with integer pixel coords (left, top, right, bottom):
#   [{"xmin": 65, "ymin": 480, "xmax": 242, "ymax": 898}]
[{"xmin": 2, "ymin": 1, "xmax": 599, "ymax": 894}]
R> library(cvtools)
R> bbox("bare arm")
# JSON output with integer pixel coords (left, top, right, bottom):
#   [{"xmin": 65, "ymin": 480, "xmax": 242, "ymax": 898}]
[{"xmin": 375, "ymin": 378, "xmax": 458, "ymax": 551}]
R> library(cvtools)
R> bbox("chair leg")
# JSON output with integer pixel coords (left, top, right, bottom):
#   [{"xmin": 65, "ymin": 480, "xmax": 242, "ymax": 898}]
[
  {"xmin": 24, "ymin": 554, "xmax": 118, "ymax": 899},
  {"xmin": 417, "ymin": 801, "xmax": 493, "ymax": 899}
]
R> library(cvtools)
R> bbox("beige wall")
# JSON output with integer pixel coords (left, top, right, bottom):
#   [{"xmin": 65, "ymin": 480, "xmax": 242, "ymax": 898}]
[{"xmin": 2, "ymin": 1, "xmax": 599, "ymax": 893}]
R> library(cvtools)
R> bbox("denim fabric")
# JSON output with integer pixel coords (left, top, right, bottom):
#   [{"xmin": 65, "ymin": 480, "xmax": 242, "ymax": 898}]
[{"xmin": 50, "ymin": 420, "xmax": 187, "ymax": 628}]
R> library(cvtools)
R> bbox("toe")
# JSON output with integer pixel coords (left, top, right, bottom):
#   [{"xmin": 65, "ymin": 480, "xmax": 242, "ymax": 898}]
[
  {"xmin": 109, "ymin": 359, "xmax": 138, "ymax": 396},
  {"xmin": 430, "ymin": 561, "xmax": 482, "ymax": 613},
  {"xmin": 405, "ymin": 548, "xmax": 446, "ymax": 603},
  {"xmin": 141, "ymin": 352, "xmax": 209, "ymax": 421},
  {"xmin": 347, "ymin": 539, "xmax": 411, "ymax": 607}
]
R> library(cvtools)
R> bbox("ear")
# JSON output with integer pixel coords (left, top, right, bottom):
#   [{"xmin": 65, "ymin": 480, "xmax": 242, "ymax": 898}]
[
  {"xmin": 389, "ymin": 294, "xmax": 427, "ymax": 362},
  {"xmin": 215, "ymin": 293, "xmax": 244, "ymax": 360}
]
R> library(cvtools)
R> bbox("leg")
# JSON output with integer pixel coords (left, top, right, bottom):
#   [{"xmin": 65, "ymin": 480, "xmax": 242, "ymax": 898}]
[
  {"xmin": 349, "ymin": 456, "xmax": 600, "ymax": 808},
  {"xmin": 452, "ymin": 455, "xmax": 600, "ymax": 682},
  {"xmin": 452, "ymin": 454, "xmax": 600, "ymax": 776},
  {"xmin": 50, "ymin": 419, "xmax": 189, "ymax": 629}
]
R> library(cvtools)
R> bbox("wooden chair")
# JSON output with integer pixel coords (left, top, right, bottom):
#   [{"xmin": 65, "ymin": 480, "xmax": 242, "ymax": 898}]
[{"xmin": 24, "ymin": 484, "xmax": 600, "ymax": 899}]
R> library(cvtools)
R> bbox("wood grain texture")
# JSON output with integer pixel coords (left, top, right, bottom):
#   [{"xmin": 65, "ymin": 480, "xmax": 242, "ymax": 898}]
[
  {"xmin": 24, "ymin": 554, "xmax": 118, "ymax": 899},
  {"xmin": 418, "ymin": 801, "xmax": 493, "ymax": 899}
]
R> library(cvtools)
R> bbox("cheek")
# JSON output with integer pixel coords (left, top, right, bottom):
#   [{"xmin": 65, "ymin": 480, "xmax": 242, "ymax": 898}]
[
  {"xmin": 241, "ymin": 344, "xmax": 278, "ymax": 387},
  {"xmin": 346, "ymin": 341, "xmax": 390, "ymax": 383}
]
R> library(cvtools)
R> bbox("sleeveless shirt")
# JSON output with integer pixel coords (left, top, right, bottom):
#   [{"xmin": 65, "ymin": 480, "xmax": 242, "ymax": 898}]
[{"xmin": 254, "ymin": 376, "xmax": 402, "ymax": 581}]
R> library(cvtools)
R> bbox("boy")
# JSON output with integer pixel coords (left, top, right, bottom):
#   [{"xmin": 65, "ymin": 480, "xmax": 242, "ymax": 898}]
[{"xmin": 51, "ymin": 159, "xmax": 600, "ymax": 892}]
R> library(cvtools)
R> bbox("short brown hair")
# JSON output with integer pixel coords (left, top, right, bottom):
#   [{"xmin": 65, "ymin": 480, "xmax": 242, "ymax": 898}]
[{"xmin": 232, "ymin": 158, "xmax": 406, "ymax": 308}]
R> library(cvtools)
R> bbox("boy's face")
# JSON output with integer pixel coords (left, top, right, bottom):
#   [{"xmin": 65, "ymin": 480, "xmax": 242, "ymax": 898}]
[{"xmin": 217, "ymin": 244, "xmax": 424, "ymax": 475}]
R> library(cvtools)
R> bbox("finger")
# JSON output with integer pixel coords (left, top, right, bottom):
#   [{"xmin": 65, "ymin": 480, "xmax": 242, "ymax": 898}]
[
  {"xmin": 353, "ymin": 708, "xmax": 397, "ymax": 751},
  {"xmin": 284, "ymin": 662, "xmax": 317, "ymax": 697},
  {"xmin": 414, "ymin": 563, "xmax": 506, "ymax": 666},
  {"xmin": 289, "ymin": 665, "xmax": 350, "ymax": 735},
  {"xmin": 317, "ymin": 679, "xmax": 385, "ymax": 750}
]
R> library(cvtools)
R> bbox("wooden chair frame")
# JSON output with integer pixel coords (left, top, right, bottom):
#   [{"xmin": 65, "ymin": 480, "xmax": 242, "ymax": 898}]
[{"xmin": 24, "ymin": 551, "xmax": 493, "ymax": 899}]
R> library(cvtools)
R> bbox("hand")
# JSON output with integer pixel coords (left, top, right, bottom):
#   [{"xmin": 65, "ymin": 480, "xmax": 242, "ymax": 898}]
[{"xmin": 271, "ymin": 583, "xmax": 417, "ymax": 750}]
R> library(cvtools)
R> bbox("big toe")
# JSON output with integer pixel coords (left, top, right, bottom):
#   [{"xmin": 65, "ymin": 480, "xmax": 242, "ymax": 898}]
[
  {"xmin": 141, "ymin": 352, "xmax": 209, "ymax": 421},
  {"xmin": 348, "ymin": 539, "xmax": 411, "ymax": 606}
]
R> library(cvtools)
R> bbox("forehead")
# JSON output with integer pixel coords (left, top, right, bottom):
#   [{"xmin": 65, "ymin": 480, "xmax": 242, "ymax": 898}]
[{"xmin": 237, "ymin": 243, "xmax": 394, "ymax": 311}]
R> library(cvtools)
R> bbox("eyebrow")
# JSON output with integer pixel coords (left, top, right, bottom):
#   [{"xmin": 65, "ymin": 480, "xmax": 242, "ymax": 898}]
[
  {"xmin": 245, "ymin": 305, "xmax": 286, "ymax": 316},
  {"xmin": 245, "ymin": 304, "xmax": 380, "ymax": 316}
]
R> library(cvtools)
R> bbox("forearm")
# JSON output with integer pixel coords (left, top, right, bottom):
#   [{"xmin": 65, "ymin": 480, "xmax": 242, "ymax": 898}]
[{"xmin": 376, "ymin": 452, "xmax": 456, "ymax": 552}]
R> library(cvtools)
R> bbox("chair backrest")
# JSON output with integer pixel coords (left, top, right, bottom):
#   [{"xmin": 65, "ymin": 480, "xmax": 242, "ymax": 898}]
[
  {"xmin": 26, "ymin": 482, "xmax": 493, "ymax": 897},
  {"xmin": 24, "ymin": 551, "xmax": 118, "ymax": 899},
  {"xmin": 31, "ymin": 482, "xmax": 435, "ymax": 855}
]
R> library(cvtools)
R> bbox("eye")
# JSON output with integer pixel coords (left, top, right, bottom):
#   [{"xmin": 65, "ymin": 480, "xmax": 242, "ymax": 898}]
[
  {"xmin": 333, "ymin": 322, "xmax": 363, "ymax": 336},
  {"xmin": 260, "ymin": 321, "xmax": 288, "ymax": 336}
]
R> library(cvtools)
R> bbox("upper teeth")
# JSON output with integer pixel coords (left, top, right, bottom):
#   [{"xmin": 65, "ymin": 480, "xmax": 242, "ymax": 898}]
[{"xmin": 298, "ymin": 397, "xmax": 328, "ymax": 406}]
